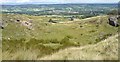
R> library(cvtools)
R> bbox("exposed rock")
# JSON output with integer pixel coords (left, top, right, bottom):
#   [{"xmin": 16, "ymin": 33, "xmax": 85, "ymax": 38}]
[
  {"xmin": 0, "ymin": 21, "xmax": 4, "ymax": 29},
  {"xmin": 21, "ymin": 21, "xmax": 33, "ymax": 30},
  {"xmin": 16, "ymin": 20, "xmax": 20, "ymax": 22},
  {"xmin": 48, "ymin": 19, "xmax": 57, "ymax": 23},
  {"xmin": 69, "ymin": 17, "xmax": 74, "ymax": 21},
  {"xmin": 0, "ymin": 26, "xmax": 4, "ymax": 29},
  {"xmin": 108, "ymin": 16, "xmax": 119, "ymax": 27}
]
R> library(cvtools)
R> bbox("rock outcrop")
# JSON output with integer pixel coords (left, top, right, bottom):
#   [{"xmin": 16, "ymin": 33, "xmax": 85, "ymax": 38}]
[{"xmin": 108, "ymin": 16, "xmax": 119, "ymax": 27}]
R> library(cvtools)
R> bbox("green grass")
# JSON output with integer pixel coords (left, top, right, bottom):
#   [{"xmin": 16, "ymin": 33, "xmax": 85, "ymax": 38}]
[
  {"xmin": 40, "ymin": 34, "xmax": 118, "ymax": 60},
  {"xmin": 2, "ymin": 14, "xmax": 118, "ymax": 60}
]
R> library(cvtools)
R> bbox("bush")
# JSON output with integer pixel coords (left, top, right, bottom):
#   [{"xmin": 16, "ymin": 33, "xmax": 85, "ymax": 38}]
[{"xmin": 107, "ymin": 9, "xmax": 118, "ymax": 15}]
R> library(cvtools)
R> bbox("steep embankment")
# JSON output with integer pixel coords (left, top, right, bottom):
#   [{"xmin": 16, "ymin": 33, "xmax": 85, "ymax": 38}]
[{"xmin": 40, "ymin": 34, "xmax": 118, "ymax": 60}]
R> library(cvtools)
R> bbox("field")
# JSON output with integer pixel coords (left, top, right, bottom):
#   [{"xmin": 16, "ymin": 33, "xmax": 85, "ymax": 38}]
[{"xmin": 1, "ymin": 13, "xmax": 118, "ymax": 60}]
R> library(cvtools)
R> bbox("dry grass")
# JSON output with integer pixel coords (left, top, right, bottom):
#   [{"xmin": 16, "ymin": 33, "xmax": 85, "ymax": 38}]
[
  {"xmin": 0, "ymin": 41, "xmax": 1, "ymax": 61},
  {"xmin": 40, "ymin": 34, "xmax": 118, "ymax": 60},
  {"xmin": 2, "ymin": 34, "xmax": 118, "ymax": 60},
  {"xmin": 0, "ymin": 48, "xmax": 2, "ymax": 61},
  {"xmin": 2, "ymin": 15, "xmax": 118, "ymax": 60},
  {"xmin": 2, "ymin": 49, "xmax": 40, "ymax": 60}
]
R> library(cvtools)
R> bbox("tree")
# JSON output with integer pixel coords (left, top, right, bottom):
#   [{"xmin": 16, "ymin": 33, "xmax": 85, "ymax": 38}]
[{"xmin": 108, "ymin": 10, "xmax": 118, "ymax": 15}]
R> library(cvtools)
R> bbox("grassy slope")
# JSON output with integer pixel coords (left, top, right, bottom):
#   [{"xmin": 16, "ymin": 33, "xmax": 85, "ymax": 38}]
[
  {"xmin": 0, "ymin": 47, "xmax": 1, "ymax": 61},
  {"xmin": 40, "ymin": 34, "xmax": 118, "ymax": 60},
  {"xmin": 2, "ymin": 14, "xmax": 118, "ymax": 43},
  {"xmin": 2, "ymin": 14, "xmax": 118, "ymax": 60},
  {"xmin": 0, "ymin": 31, "xmax": 1, "ymax": 61},
  {"xmin": 0, "ymin": 15, "xmax": 2, "ymax": 61}
]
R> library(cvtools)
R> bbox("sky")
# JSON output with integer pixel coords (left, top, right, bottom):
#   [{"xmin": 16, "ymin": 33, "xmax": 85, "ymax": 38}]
[{"xmin": 0, "ymin": 0, "xmax": 120, "ymax": 4}]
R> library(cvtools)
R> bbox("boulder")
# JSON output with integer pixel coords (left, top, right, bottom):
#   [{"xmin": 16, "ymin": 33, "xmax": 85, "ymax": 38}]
[
  {"xmin": 48, "ymin": 19, "xmax": 57, "ymax": 23},
  {"xmin": 0, "ymin": 21, "xmax": 4, "ymax": 29},
  {"xmin": 16, "ymin": 20, "xmax": 20, "ymax": 22},
  {"xmin": 108, "ymin": 16, "xmax": 119, "ymax": 27}
]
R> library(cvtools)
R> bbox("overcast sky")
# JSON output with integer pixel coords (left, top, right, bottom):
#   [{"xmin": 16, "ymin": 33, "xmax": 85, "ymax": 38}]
[{"xmin": 0, "ymin": 0, "xmax": 120, "ymax": 4}]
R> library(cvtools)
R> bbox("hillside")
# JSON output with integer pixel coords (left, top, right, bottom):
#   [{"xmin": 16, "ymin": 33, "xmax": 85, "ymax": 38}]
[
  {"xmin": 40, "ymin": 34, "xmax": 118, "ymax": 60},
  {"xmin": 0, "ymin": 34, "xmax": 1, "ymax": 61},
  {"xmin": 2, "ymin": 14, "xmax": 118, "ymax": 60}
]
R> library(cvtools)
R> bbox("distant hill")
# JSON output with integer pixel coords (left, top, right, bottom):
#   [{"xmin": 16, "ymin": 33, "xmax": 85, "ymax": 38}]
[{"xmin": 2, "ymin": 4, "xmax": 117, "ymax": 15}]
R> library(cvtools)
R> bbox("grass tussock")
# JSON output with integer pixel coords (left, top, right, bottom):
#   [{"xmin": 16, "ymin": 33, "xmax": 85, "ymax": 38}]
[{"xmin": 2, "ymin": 49, "xmax": 39, "ymax": 60}]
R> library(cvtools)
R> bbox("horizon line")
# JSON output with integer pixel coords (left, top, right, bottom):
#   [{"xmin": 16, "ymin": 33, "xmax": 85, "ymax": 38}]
[{"xmin": 1, "ymin": 2, "xmax": 118, "ymax": 5}]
